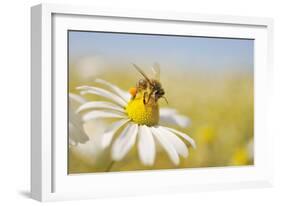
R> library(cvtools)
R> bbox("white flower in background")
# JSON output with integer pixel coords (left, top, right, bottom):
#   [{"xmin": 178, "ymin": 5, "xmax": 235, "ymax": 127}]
[
  {"xmin": 70, "ymin": 119, "xmax": 111, "ymax": 167},
  {"xmin": 159, "ymin": 108, "xmax": 191, "ymax": 128},
  {"xmin": 76, "ymin": 77, "xmax": 196, "ymax": 166},
  {"xmin": 69, "ymin": 93, "xmax": 89, "ymax": 145},
  {"xmin": 72, "ymin": 56, "xmax": 105, "ymax": 81},
  {"xmin": 69, "ymin": 93, "xmax": 111, "ymax": 167}
]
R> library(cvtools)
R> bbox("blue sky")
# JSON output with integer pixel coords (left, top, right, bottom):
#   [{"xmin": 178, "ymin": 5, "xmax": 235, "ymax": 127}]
[{"xmin": 69, "ymin": 31, "xmax": 253, "ymax": 72}]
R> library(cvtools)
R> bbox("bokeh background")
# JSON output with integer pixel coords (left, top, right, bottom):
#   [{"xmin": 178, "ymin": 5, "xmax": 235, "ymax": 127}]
[{"xmin": 68, "ymin": 31, "xmax": 254, "ymax": 173}]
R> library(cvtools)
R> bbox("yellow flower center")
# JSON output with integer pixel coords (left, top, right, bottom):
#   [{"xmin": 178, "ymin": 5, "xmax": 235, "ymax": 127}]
[{"xmin": 126, "ymin": 93, "xmax": 159, "ymax": 126}]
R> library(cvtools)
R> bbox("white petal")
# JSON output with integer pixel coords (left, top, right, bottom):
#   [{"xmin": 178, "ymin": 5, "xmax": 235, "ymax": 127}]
[
  {"xmin": 77, "ymin": 101, "xmax": 125, "ymax": 114},
  {"xmin": 82, "ymin": 110, "xmax": 127, "ymax": 122},
  {"xmin": 138, "ymin": 125, "xmax": 156, "ymax": 166},
  {"xmin": 160, "ymin": 108, "xmax": 190, "ymax": 128},
  {"xmin": 150, "ymin": 127, "xmax": 179, "ymax": 165},
  {"xmin": 101, "ymin": 119, "xmax": 130, "ymax": 149},
  {"xmin": 164, "ymin": 127, "xmax": 196, "ymax": 148},
  {"xmin": 77, "ymin": 86, "xmax": 127, "ymax": 107},
  {"xmin": 95, "ymin": 79, "xmax": 131, "ymax": 101},
  {"xmin": 158, "ymin": 126, "xmax": 188, "ymax": 157},
  {"xmin": 112, "ymin": 123, "xmax": 138, "ymax": 161},
  {"xmin": 69, "ymin": 93, "xmax": 86, "ymax": 104}
]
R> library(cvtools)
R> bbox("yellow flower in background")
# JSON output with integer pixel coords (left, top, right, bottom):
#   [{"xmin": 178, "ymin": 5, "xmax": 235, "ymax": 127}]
[
  {"xmin": 76, "ymin": 65, "xmax": 196, "ymax": 167},
  {"xmin": 231, "ymin": 148, "xmax": 249, "ymax": 165},
  {"xmin": 195, "ymin": 125, "xmax": 216, "ymax": 145},
  {"xmin": 230, "ymin": 139, "xmax": 253, "ymax": 165}
]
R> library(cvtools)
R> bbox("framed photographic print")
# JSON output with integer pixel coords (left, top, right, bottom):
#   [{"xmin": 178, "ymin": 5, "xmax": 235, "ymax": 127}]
[{"xmin": 31, "ymin": 3, "xmax": 274, "ymax": 201}]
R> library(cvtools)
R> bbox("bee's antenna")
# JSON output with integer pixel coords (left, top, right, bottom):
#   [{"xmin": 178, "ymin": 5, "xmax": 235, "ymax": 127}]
[
  {"xmin": 163, "ymin": 96, "xmax": 169, "ymax": 104},
  {"xmin": 132, "ymin": 63, "xmax": 152, "ymax": 85}
]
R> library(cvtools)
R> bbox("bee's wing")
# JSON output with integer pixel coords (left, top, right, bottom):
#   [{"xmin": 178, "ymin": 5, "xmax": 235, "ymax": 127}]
[
  {"xmin": 132, "ymin": 63, "xmax": 152, "ymax": 84},
  {"xmin": 152, "ymin": 62, "xmax": 161, "ymax": 80}
]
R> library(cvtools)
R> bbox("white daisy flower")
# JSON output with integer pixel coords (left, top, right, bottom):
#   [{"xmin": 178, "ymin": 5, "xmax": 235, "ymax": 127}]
[
  {"xmin": 69, "ymin": 93, "xmax": 89, "ymax": 145},
  {"xmin": 76, "ymin": 77, "xmax": 195, "ymax": 166}
]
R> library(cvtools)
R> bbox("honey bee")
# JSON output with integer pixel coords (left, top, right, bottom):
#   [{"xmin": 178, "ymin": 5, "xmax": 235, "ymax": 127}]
[{"xmin": 130, "ymin": 63, "xmax": 168, "ymax": 105}]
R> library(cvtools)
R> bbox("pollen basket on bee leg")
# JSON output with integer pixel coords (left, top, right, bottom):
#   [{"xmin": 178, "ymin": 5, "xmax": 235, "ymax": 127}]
[{"xmin": 129, "ymin": 87, "xmax": 137, "ymax": 97}]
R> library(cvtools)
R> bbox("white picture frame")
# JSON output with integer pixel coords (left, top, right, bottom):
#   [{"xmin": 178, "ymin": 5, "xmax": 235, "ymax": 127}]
[{"xmin": 31, "ymin": 3, "xmax": 274, "ymax": 202}]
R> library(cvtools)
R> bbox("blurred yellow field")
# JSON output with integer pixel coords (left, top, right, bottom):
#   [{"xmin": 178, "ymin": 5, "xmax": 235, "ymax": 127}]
[{"xmin": 68, "ymin": 31, "xmax": 253, "ymax": 174}]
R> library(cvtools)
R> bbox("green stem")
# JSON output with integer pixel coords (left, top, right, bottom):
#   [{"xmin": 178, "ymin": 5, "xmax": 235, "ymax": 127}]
[{"xmin": 105, "ymin": 161, "xmax": 115, "ymax": 172}]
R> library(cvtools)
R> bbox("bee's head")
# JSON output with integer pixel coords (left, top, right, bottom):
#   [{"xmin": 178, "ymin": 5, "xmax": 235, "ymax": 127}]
[{"xmin": 151, "ymin": 80, "xmax": 167, "ymax": 103}]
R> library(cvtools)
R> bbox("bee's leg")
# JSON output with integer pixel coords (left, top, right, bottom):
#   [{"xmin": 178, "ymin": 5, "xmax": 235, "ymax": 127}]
[
  {"xmin": 143, "ymin": 92, "xmax": 147, "ymax": 104},
  {"xmin": 147, "ymin": 92, "xmax": 153, "ymax": 104}
]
